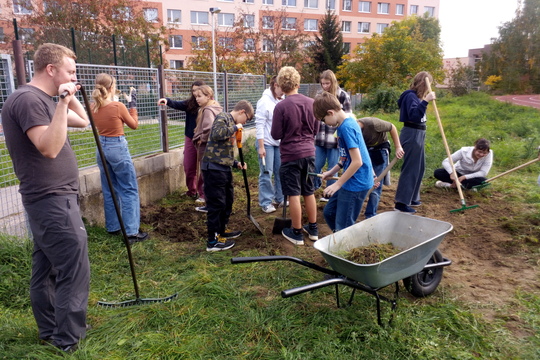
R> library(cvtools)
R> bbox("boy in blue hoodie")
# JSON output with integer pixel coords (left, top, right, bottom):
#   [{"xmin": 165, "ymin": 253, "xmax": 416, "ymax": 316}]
[{"xmin": 313, "ymin": 92, "xmax": 374, "ymax": 232}]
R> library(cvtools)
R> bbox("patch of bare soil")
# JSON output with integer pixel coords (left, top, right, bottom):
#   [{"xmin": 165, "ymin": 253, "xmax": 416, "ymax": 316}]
[{"xmin": 142, "ymin": 177, "xmax": 540, "ymax": 336}]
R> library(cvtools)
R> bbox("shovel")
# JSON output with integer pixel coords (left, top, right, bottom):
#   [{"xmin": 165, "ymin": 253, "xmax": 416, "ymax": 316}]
[
  {"xmin": 79, "ymin": 84, "xmax": 177, "ymax": 307},
  {"xmin": 236, "ymin": 129, "xmax": 264, "ymax": 234},
  {"xmin": 366, "ymin": 156, "xmax": 399, "ymax": 197},
  {"xmin": 472, "ymin": 156, "xmax": 540, "ymax": 191},
  {"xmin": 426, "ymin": 78, "xmax": 478, "ymax": 213},
  {"xmin": 272, "ymin": 195, "xmax": 292, "ymax": 234}
]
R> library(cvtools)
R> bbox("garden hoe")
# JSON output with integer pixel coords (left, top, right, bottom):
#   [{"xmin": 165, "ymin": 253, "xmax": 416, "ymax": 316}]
[
  {"xmin": 425, "ymin": 78, "xmax": 478, "ymax": 213},
  {"xmin": 236, "ymin": 129, "xmax": 264, "ymax": 234},
  {"xmin": 472, "ymin": 155, "xmax": 540, "ymax": 191},
  {"xmin": 79, "ymin": 84, "xmax": 178, "ymax": 307}
]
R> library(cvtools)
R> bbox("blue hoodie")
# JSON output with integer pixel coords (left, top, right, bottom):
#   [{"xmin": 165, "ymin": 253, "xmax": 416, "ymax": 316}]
[{"xmin": 397, "ymin": 89, "xmax": 428, "ymax": 124}]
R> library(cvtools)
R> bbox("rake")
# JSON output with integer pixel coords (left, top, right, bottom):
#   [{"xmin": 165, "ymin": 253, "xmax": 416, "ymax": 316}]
[
  {"xmin": 78, "ymin": 84, "xmax": 178, "ymax": 307},
  {"xmin": 425, "ymin": 78, "xmax": 478, "ymax": 213},
  {"xmin": 472, "ymin": 156, "xmax": 540, "ymax": 191}
]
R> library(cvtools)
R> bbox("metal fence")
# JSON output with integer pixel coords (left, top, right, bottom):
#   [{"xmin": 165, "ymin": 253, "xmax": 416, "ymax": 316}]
[{"xmin": 0, "ymin": 58, "xmax": 266, "ymax": 238}]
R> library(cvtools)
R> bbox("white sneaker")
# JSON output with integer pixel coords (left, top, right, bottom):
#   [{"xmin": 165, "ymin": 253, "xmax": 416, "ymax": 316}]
[
  {"xmin": 435, "ymin": 181, "xmax": 451, "ymax": 188},
  {"xmin": 277, "ymin": 200, "xmax": 289, "ymax": 208},
  {"xmin": 195, "ymin": 197, "xmax": 205, "ymax": 203},
  {"xmin": 319, "ymin": 197, "xmax": 329, "ymax": 202},
  {"xmin": 262, "ymin": 204, "xmax": 277, "ymax": 213}
]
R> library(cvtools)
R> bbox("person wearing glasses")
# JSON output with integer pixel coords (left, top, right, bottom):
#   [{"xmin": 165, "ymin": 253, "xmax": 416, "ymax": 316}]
[
  {"xmin": 313, "ymin": 92, "xmax": 374, "ymax": 232},
  {"xmin": 201, "ymin": 100, "xmax": 254, "ymax": 252}
]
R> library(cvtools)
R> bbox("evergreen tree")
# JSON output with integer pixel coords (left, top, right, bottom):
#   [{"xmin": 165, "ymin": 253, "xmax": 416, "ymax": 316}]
[{"xmin": 312, "ymin": 10, "xmax": 345, "ymax": 74}]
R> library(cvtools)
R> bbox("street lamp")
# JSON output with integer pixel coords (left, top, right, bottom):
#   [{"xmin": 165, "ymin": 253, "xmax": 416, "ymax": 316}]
[{"xmin": 210, "ymin": 7, "xmax": 221, "ymax": 101}]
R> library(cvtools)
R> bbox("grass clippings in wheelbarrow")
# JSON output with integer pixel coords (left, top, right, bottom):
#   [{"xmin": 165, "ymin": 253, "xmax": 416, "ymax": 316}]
[{"xmin": 344, "ymin": 243, "xmax": 401, "ymax": 264}]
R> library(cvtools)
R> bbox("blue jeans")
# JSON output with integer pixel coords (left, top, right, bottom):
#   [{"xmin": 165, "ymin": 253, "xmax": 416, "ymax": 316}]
[
  {"xmin": 314, "ymin": 146, "xmax": 339, "ymax": 189},
  {"xmin": 365, "ymin": 148, "xmax": 389, "ymax": 218},
  {"xmin": 256, "ymin": 143, "xmax": 283, "ymax": 207},
  {"xmin": 96, "ymin": 136, "xmax": 141, "ymax": 236},
  {"xmin": 323, "ymin": 187, "xmax": 369, "ymax": 232}
]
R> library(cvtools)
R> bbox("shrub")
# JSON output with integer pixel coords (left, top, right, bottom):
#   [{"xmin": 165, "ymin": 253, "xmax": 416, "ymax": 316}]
[{"xmin": 359, "ymin": 85, "xmax": 401, "ymax": 113}]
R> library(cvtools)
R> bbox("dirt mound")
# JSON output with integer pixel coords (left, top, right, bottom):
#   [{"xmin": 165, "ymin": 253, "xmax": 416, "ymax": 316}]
[{"xmin": 142, "ymin": 177, "xmax": 539, "ymax": 334}]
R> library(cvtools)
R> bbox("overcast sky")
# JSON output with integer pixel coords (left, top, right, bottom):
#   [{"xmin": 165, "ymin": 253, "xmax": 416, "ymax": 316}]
[{"xmin": 438, "ymin": 0, "xmax": 521, "ymax": 58}]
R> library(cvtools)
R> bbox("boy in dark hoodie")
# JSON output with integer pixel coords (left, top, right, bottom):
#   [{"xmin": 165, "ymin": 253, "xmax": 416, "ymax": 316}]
[
  {"xmin": 394, "ymin": 71, "xmax": 436, "ymax": 214},
  {"xmin": 201, "ymin": 100, "xmax": 254, "ymax": 252}
]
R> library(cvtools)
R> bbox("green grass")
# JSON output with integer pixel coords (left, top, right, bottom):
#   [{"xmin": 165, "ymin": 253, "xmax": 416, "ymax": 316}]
[{"xmin": 1, "ymin": 93, "xmax": 539, "ymax": 359}]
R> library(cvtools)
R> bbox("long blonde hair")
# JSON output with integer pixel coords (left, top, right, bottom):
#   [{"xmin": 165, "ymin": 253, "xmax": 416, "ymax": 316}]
[
  {"xmin": 194, "ymin": 85, "xmax": 218, "ymax": 133},
  {"xmin": 92, "ymin": 73, "xmax": 116, "ymax": 112},
  {"xmin": 320, "ymin": 69, "xmax": 339, "ymax": 97}
]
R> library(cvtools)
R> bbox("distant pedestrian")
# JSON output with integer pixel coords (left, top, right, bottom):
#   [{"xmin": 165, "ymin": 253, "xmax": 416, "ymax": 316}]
[
  {"xmin": 158, "ymin": 80, "xmax": 205, "ymax": 199},
  {"xmin": 394, "ymin": 71, "xmax": 436, "ymax": 214},
  {"xmin": 255, "ymin": 75, "xmax": 284, "ymax": 213},
  {"xmin": 314, "ymin": 69, "xmax": 352, "ymax": 201}
]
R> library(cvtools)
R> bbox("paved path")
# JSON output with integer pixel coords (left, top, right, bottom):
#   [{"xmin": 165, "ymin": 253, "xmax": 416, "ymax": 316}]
[{"xmin": 494, "ymin": 94, "xmax": 540, "ymax": 109}]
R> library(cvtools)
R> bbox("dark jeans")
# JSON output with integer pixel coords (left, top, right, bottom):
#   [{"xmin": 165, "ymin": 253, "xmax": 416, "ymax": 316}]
[
  {"xmin": 202, "ymin": 169, "xmax": 234, "ymax": 243},
  {"xmin": 433, "ymin": 168, "xmax": 486, "ymax": 189}
]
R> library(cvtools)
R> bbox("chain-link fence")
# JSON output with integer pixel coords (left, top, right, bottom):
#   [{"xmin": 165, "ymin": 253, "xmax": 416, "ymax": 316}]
[{"xmin": 0, "ymin": 58, "xmax": 266, "ymax": 238}]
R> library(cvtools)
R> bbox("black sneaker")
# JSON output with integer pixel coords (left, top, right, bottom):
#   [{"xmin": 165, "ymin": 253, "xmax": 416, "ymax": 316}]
[
  {"xmin": 57, "ymin": 343, "xmax": 78, "ymax": 353},
  {"xmin": 206, "ymin": 235, "xmax": 235, "ymax": 252},
  {"xmin": 221, "ymin": 230, "xmax": 242, "ymax": 239},
  {"xmin": 410, "ymin": 200, "xmax": 422, "ymax": 207},
  {"xmin": 195, "ymin": 206, "xmax": 208, "ymax": 213},
  {"xmin": 128, "ymin": 231, "xmax": 149, "ymax": 244},
  {"xmin": 282, "ymin": 228, "xmax": 304, "ymax": 245},
  {"xmin": 394, "ymin": 202, "xmax": 416, "ymax": 213},
  {"xmin": 302, "ymin": 224, "xmax": 319, "ymax": 241}
]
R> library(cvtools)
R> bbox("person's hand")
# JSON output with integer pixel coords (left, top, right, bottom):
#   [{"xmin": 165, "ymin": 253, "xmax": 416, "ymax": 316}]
[
  {"xmin": 157, "ymin": 98, "xmax": 167, "ymax": 106},
  {"xmin": 127, "ymin": 88, "xmax": 137, "ymax": 109},
  {"xmin": 321, "ymin": 170, "xmax": 334, "ymax": 181},
  {"xmin": 323, "ymin": 182, "xmax": 341, "ymax": 198},
  {"xmin": 424, "ymin": 91, "xmax": 436, "ymax": 102},
  {"xmin": 237, "ymin": 161, "xmax": 247, "ymax": 170},
  {"xmin": 258, "ymin": 147, "xmax": 266, "ymax": 158},
  {"xmin": 395, "ymin": 146, "xmax": 404, "ymax": 159},
  {"xmin": 58, "ymin": 82, "xmax": 78, "ymax": 102}
]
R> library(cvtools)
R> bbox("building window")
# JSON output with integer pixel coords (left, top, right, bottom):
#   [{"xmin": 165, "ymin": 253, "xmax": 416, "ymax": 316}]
[
  {"xmin": 282, "ymin": 17, "xmax": 297, "ymax": 30},
  {"xmin": 170, "ymin": 60, "xmax": 184, "ymax": 69},
  {"xmin": 262, "ymin": 16, "xmax": 274, "ymax": 29},
  {"xmin": 304, "ymin": 0, "xmax": 318, "ymax": 8},
  {"xmin": 169, "ymin": 35, "xmax": 183, "ymax": 48},
  {"xmin": 0, "ymin": 27, "xmax": 4, "ymax": 43},
  {"xmin": 262, "ymin": 39, "xmax": 274, "ymax": 52},
  {"xmin": 191, "ymin": 36, "xmax": 207, "ymax": 50},
  {"xmin": 396, "ymin": 4, "xmax": 404, "ymax": 15},
  {"xmin": 359, "ymin": 1, "xmax": 371, "ymax": 13},
  {"xmin": 342, "ymin": 0, "xmax": 352, "ymax": 11},
  {"xmin": 326, "ymin": 0, "xmax": 335, "ymax": 10},
  {"xmin": 20, "ymin": 28, "xmax": 35, "ymax": 43},
  {"xmin": 304, "ymin": 19, "xmax": 318, "ymax": 31},
  {"xmin": 191, "ymin": 11, "xmax": 209, "ymax": 25},
  {"xmin": 167, "ymin": 9, "xmax": 181, "ymax": 24},
  {"xmin": 358, "ymin": 22, "xmax": 370, "ymax": 33},
  {"xmin": 243, "ymin": 0, "xmax": 255, "ymax": 3},
  {"xmin": 13, "ymin": 0, "xmax": 32, "ymax": 14},
  {"xmin": 113, "ymin": 6, "xmax": 131, "ymax": 21},
  {"xmin": 304, "ymin": 40, "xmax": 315, "ymax": 49},
  {"xmin": 263, "ymin": 0, "xmax": 274, "ymax": 4},
  {"xmin": 219, "ymin": 37, "xmax": 235, "ymax": 50},
  {"xmin": 341, "ymin": 21, "xmax": 351, "ymax": 33},
  {"xmin": 244, "ymin": 14, "xmax": 255, "ymax": 28},
  {"xmin": 376, "ymin": 23, "xmax": 388, "ymax": 33},
  {"xmin": 343, "ymin": 42, "xmax": 350, "ymax": 54},
  {"xmin": 244, "ymin": 38, "xmax": 255, "ymax": 52},
  {"xmin": 424, "ymin": 6, "xmax": 435, "ymax": 16},
  {"xmin": 282, "ymin": 0, "xmax": 296, "ymax": 6},
  {"xmin": 218, "ymin": 13, "xmax": 235, "ymax": 26},
  {"xmin": 219, "ymin": 0, "xmax": 233, "ymax": 2},
  {"xmin": 410, "ymin": 5, "xmax": 418, "ymax": 15},
  {"xmin": 377, "ymin": 2, "xmax": 389, "ymax": 14},
  {"xmin": 143, "ymin": 8, "xmax": 158, "ymax": 22}
]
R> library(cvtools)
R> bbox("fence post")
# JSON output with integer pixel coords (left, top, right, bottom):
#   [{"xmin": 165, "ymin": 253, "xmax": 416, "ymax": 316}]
[
  {"xmin": 70, "ymin": 27, "xmax": 77, "ymax": 56},
  {"xmin": 112, "ymin": 35, "xmax": 118, "ymax": 66},
  {"xmin": 158, "ymin": 65, "xmax": 169, "ymax": 152},
  {"xmin": 12, "ymin": 19, "xmax": 26, "ymax": 86},
  {"xmin": 223, "ymin": 71, "xmax": 228, "ymax": 112},
  {"xmin": 146, "ymin": 38, "xmax": 151, "ymax": 68}
]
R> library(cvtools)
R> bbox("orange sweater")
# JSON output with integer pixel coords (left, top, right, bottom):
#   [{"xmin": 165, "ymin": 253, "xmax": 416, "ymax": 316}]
[{"xmin": 93, "ymin": 102, "xmax": 138, "ymax": 137}]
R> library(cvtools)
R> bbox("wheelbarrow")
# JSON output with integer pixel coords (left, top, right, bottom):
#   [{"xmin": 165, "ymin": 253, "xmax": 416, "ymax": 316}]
[{"xmin": 232, "ymin": 211, "xmax": 453, "ymax": 325}]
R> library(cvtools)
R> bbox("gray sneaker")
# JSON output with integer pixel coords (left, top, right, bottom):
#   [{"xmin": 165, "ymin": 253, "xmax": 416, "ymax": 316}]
[{"xmin": 262, "ymin": 204, "xmax": 277, "ymax": 213}]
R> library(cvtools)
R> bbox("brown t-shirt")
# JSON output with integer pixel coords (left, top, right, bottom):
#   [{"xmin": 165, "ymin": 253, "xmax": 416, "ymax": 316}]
[
  {"xmin": 2, "ymin": 85, "xmax": 79, "ymax": 202},
  {"xmin": 357, "ymin": 117, "xmax": 392, "ymax": 147},
  {"xmin": 92, "ymin": 102, "xmax": 138, "ymax": 136}
]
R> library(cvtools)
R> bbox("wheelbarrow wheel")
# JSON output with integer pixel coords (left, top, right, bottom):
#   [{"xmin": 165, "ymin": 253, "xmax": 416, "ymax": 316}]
[{"xmin": 402, "ymin": 250, "xmax": 444, "ymax": 297}]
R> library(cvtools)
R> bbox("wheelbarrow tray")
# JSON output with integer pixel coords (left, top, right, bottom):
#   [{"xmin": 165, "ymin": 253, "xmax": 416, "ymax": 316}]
[{"xmin": 314, "ymin": 211, "xmax": 453, "ymax": 288}]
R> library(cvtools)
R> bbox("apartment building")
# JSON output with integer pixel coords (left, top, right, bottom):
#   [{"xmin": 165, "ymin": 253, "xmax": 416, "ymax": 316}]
[{"xmin": 1, "ymin": 0, "xmax": 439, "ymax": 68}]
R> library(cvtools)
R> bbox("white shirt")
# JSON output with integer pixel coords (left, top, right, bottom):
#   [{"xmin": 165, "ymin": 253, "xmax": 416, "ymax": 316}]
[{"xmin": 442, "ymin": 146, "xmax": 493, "ymax": 179}]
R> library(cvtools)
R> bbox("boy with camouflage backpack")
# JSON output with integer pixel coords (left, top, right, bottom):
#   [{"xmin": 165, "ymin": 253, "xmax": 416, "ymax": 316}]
[{"xmin": 201, "ymin": 100, "xmax": 254, "ymax": 251}]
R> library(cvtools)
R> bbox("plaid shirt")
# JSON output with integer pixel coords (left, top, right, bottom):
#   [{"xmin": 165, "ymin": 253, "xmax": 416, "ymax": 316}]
[{"xmin": 315, "ymin": 88, "xmax": 351, "ymax": 148}]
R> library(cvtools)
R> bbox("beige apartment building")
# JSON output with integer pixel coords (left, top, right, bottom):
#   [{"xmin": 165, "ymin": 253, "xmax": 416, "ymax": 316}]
[{"xmin": 1, "ymin": 0, "xmax": 439, "ymax": 69}]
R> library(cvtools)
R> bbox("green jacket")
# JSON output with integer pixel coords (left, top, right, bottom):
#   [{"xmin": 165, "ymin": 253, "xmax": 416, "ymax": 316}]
[{"xmin": 202, "ymin": 112, "xmax": 239, "ymax": 168}]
